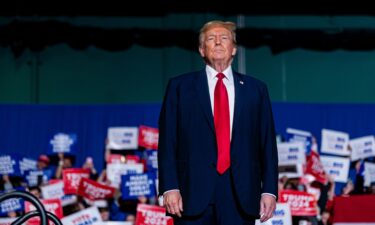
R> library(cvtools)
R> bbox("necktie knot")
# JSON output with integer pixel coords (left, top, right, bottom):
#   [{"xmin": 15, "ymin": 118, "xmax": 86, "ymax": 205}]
[{"xmin": 216, "ymin": 73, "xmax": 225, "ymax": 80}]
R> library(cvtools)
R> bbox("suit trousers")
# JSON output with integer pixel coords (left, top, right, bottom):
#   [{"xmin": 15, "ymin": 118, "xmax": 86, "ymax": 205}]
[{"xmin": 173, "ymin": 170, "xmax": 256, "ymax": 225}]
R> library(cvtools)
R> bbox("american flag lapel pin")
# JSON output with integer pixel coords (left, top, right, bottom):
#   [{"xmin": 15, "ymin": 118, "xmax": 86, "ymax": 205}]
[{"xmin": 240, "ymin": 80, "xmax": 244, "ymax": 85}]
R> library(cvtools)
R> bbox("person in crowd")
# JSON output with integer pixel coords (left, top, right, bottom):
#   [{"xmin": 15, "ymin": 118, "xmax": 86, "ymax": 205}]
[
  {"xmin": 55, "ymin": 153, "xmax": 74, "ymax": 179},
  {"xmin": 37, "ymin": 154, "xmax": 50, "ymax": 170},
  {"xmin": 158, "ymin": 20, "xmax": 278, "ymax": 225},
  {"xmin": 82, "ymin": 156, "xmax": 98, "ymax": 180}
]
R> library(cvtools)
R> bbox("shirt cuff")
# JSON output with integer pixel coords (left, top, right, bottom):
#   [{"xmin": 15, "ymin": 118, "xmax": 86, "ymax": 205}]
[
  {"xmin": 158, "ymin": 189, "xmax": 180, "ymax": 206},
  {"xmin": 261, "ymin": 193, "xmax": 277, "ymax": 199}
]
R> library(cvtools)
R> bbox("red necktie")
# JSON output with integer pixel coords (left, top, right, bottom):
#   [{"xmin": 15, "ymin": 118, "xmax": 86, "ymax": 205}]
[{"xmin": 214, "ymin": 73, "xmax": 230, "ymax": 174}]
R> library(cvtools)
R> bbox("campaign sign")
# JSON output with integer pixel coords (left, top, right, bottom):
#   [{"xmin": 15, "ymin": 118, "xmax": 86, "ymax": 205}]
[
  {"xmin": 24, "ymin": 170, "xmax": 48, "ymax": 187},
  {"xmin": 286, "ymin": 128, "xmax": 312, "ymax": 154},
  {"xmin": 77, "ymin": 177, "xmax": 116, "ymax": 200},
  {"xmin": 104, "ymin": 222, "xmax": 133, "ymax": 225},
  {"xmin": 321, "ymin": 129, "xmax": 350, "ymax": 156},
  {"xmin": 61, "ymin": 195, "xmax": 77, "ymax": 207},
  {"xmin": 277, "ymin": 142, "xmax": 306, "ymax": 165},
  {"xmin": 305, "ymin": 151, "xmax": 327, "ymax": 184},
  {"xmin": 364, "ymin": 162, "xmax": 375, "ymax": 187},
  {"xmin": 121, "ymin": 173, "xmax": 156, "ymax": 200},
  {"xmin": 18, "ymin": 157, "xmax": 37, "ymax": 175},
  {"xmin": 0, "ymin": 217, "xmax": 16, "ymax": 225},
  {"xmin": 320, "ymin": 156, "xmax": 350, "ymax": 183},
  {"xmin": 25, "ymin": 198, "xmax": 62, "ymax": 225},
  {"xmin": 135, "ymin": 204, "xmax": 173, "ymax": 225},
  {"xmin": 41, "ymin": 180, "xmax": 64, "ymax": 200},
  {"xmin": 49, "ymin": 133, "xmax": 77, "ymax": 153},
  {"xmin": 107, "ymin": 127, "xmax": 139, "ymax": 150},
  {"xmin": 279, "ymin": 190, "xmax": 317, "ymax": 216},
  {"xmin": 107, "ymin": 154, "xmax": 126, "ymax": 164},
  {"xmin": 278, "ymin": 164, "xmax": 304, "ymax": 179},
  {"xmin": 62, "ymin": 168, "xmax": 90, "ymax": 194},
  {"xmin": 255, "ymin": 203, "xmax": 292, "ymax": 225},
  {"xmin": 138, "ymin": 125, "xmax": 159, "ymax": 150},
  {"xmin": 0, "ymin": 190, "xmax": 24, "ymax": 216},
  {"xmin": 350, "ymin": 135, "xmax": 375, "ymax": 161},
  {"xmin": 61, "ymin": 206, "xmax": 102, "ymax": 225},
  {"xmin": 126, "ymin": 154, "xmax": 141, "ymax": 164},
  {"xmin": 0, "ymin": 155, "xmax": 18, "ymax": 175},
  {"xmin": 145, "ymin": 150, "xmax": 158, "ymax": 172},
  {"xmin": 107, "ymin": 163, "xmax": 144, "ymax": 188}
]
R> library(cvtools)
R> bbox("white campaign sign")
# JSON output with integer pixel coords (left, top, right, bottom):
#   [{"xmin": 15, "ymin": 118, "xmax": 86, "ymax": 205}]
[
  {"xmin": 103, "ymin": 222, "xmax": 133, "ymax": 225},
  {"xmin": 320, "ymin": 156, "xmax": 350, "ymax": 183},
  {"xmin": 286, "ymin": 127, "xmax": 312, "ymax": 153},
  {"xmin": 41, "ymin": 180, "xmax": 65, "ymax": 199},
  {"xmin": 107, "ymin": 127, "xmax": 138, "ymax": 150},
  {"xmin": 61, "ymin": 206, "xmax": 102, "ymax": 225},
  {"xmin": 350, "ymin": 136, "xmax": 375, "ymax": 161},
  {"xmin": 0, "ymin": 217, "xmax": 17, "ymax": 225},
  {"xmin": 321, "ymin": 129, "xmax": 350, "ymax": 156},
  {"xmin": 278, "ymin": 164, "xmax": 304, "ymax": 179},
  {"xmin": 277, "ymin": 142, "xmax": 306, "ymax": 165},
  {"xmin": 255, "ymin": 203, "xmax": 292, "ymax": 225},
  {"xmin": 106, "ymin": 163, "xmax": 143, "ymax": 188}
]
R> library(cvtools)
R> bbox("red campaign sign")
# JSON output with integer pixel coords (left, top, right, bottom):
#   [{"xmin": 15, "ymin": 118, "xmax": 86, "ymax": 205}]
[
  {"xmin": 77, "ymin": 177, "xmax": 116, "ymax": 200},
  {"xmin": 138, "ymin": 125, "xmax": 159, "ymax": 150},
  {"xmin": 25, "ymin": 198, "xmax": 63, "ymax": 225},
  {"xmin": 62, "ymin": 168, "xmax": 90, "ymax": 194},
  {"xmin": 279, "ymin": 190, "xmax": 318, "ymax": 216},
  {"xmin": 135, "ymin": 204, "xmax": 174, "ymax": 225},
  {"xmin": 305, "ymin": 150, "xmax": 327, "ymax": 184},
  {"xmin": 107, "ymin": 154, "xmax": 125, "ymax": 163},
  {"xmin": 126, "ymin": 154, "xmax": 141, "ymax": 164}
]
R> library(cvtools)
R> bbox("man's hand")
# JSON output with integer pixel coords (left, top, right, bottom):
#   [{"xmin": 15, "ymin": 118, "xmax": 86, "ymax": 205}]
[
  {"xmin": 259, "ymin": 194, "xmax": 276, "ymax": 222},
  {"xmin": 164, "ymin": 190, "xmax": 183, "ymax": 217}
]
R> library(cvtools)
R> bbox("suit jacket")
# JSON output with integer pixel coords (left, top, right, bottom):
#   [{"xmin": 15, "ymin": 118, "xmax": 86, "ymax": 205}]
[{"xmin": 158, "ymin": 69, "xmax": 278, "ymax": 216}]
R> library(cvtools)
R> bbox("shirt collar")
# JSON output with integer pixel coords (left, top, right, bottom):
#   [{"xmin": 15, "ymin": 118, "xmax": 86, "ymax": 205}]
[{"xmin": 205, "ymin": 65, "xmax": 234, "ymax": 84}]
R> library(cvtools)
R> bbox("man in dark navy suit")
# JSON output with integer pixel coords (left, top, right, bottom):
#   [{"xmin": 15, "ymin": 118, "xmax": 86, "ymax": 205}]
[{"xmin": 158, "ymin": 20, "xmax": 278, "ymax": 225}]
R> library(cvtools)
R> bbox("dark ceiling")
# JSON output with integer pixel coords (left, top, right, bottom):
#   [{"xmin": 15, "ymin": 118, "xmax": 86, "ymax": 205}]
[
  {"xmin": 2, "ymin": 1, "xmax": 375, "ymax": 57},
  {"xmin": 1, "ymin": 0, "xmax": 375, "ymax": 17}
]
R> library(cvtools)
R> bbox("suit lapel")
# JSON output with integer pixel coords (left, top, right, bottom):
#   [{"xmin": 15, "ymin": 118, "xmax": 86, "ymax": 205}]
[
  {"xmin": 232, "ymin": 72, "xmax": 245, "ymax": 137},
  {"xmin": 195, "ymin": 70, "xmax": 215, "ymax": 133}
]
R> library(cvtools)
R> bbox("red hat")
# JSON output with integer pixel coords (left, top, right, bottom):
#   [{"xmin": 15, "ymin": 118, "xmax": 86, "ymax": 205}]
[{"xmin": 38, "ymin": 154, "xmax": 50, "ymax": 164}]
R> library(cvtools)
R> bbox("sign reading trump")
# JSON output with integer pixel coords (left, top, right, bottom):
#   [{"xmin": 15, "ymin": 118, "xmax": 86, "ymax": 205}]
[
  {"xmin": 279, "ymin": 190, "xmax": 317, "ymax": 216},
  {"xmin": 135, "ymin": 204, "xmax": 173, "ymax": 225},
  {"xmin": 138, "ymin": 125, "xmax": 159, "ymax": 150}
]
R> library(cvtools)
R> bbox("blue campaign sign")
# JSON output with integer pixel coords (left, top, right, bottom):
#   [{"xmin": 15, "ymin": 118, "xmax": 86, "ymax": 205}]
[
  {"xmin": 0, "ymin": 154, "xmax": 20, "ymax": 176},
  {"xmin": 0, "ymin": 188, "xmax": 25, "ymax": 215},
  {"xmin": 18, "ymin": 157, "xmax": 37, "ymax": 175},
  {"xmin": 145, "ymin": 150, "xmax": 158, "ymax": 172},
  {"xmin": 48, "ymin": 133, "xmax": 77, "ymax": 154},
  {"xmin": 121, "ymin": 172, "xmax": 156, "ymax": 200},
  {"xmin": 23, "ymin": 169, "xmax": 51, "ymax": 187}
]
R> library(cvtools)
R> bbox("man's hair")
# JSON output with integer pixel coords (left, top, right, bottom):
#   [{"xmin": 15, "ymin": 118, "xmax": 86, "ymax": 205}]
[{"xmin": 199, "ymin": 20, "xmax": 237, "ymax": 47}]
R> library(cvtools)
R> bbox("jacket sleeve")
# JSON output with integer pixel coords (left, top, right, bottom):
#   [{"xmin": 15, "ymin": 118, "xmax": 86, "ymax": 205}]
[
  {"xmin": 157, "ymin": 79, "xmax": 179, "ymax": 195},
  {"xmin": 259, "ymin": 84, "xmax": 279, "ymax": 199}
]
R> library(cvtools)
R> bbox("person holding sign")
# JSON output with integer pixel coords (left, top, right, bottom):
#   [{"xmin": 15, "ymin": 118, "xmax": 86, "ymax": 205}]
[{"xmin": 158, "ymin": 20, "xmax": 278, "ymax": 225}]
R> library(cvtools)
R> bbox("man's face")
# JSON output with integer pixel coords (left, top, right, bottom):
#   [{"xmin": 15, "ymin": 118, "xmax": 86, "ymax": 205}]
[{"xmin": 199, "ymin": 26, "xmax": 237, "ymax": 65}]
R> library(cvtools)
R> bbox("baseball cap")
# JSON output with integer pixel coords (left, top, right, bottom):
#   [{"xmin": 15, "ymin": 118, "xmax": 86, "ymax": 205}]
[{"xmin": 38, "ymin": 154, "xmax": 50, "ymax": 164}]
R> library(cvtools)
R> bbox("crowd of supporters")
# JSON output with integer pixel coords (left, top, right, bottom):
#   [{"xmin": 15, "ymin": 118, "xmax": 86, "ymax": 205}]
[{"xmin": 1, "ymin": 132, "xmax": 375, "ymax": 225}]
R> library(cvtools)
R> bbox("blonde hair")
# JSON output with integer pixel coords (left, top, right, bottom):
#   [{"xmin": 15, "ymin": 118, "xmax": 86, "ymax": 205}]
[{"xmin": 199, "ymin": 20, "xmax": 237, "ymax": 47}]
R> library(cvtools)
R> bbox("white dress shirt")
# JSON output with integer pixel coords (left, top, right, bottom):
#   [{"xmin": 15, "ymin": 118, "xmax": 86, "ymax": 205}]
[{"xmin": 205, "ymin": 65, "xmax": 235, "ymax": 139}]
